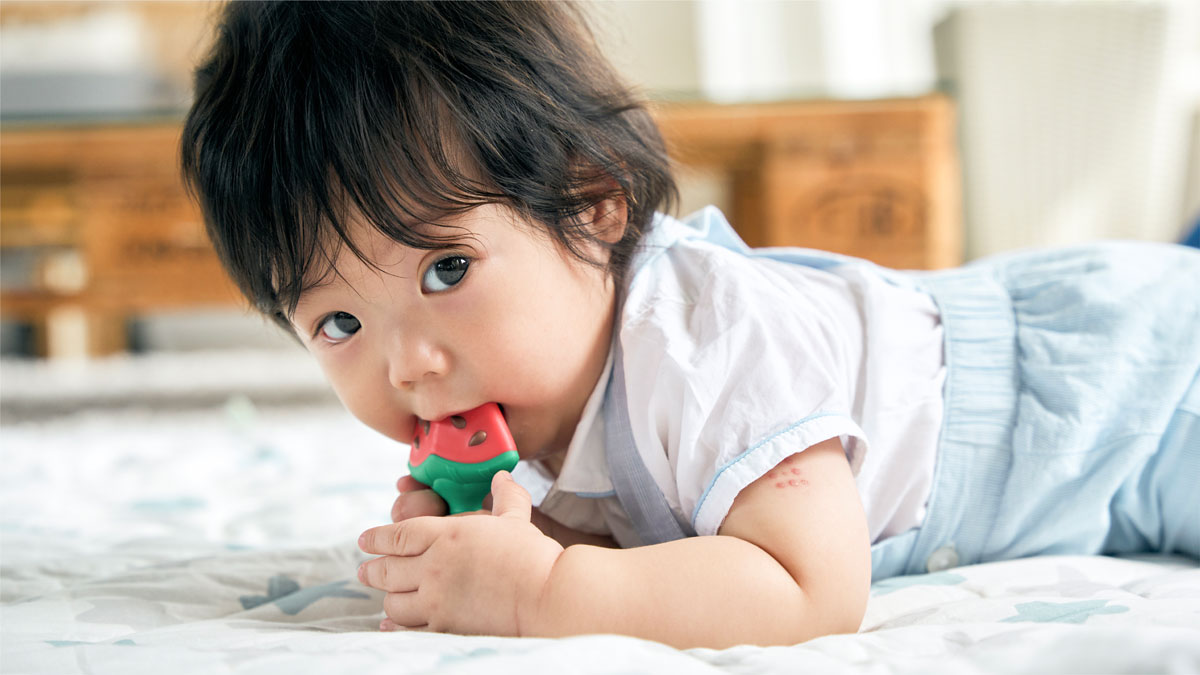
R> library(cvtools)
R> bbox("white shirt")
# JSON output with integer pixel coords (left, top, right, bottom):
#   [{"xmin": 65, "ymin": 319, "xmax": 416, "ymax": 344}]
[{"xmin": 526, "ymin": 207, "xmax": 944, "ymax": 547}]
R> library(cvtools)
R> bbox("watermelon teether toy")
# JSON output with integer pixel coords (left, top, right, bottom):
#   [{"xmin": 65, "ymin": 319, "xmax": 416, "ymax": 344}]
[{"xmin": 408, "ymin": 402, "xmax": 519, "ymax": 514}]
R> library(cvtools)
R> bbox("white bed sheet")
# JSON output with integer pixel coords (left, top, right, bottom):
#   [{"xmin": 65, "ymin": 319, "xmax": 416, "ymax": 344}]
[{"xmin": 2, "ymin": 353, "xmax": 1198, "ymax": 674}]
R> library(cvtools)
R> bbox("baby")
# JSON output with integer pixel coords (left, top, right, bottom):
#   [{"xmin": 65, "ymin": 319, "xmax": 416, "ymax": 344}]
[{"xmin": 181, "ymin": 1, "xmax": 1200, "ymax": 649}]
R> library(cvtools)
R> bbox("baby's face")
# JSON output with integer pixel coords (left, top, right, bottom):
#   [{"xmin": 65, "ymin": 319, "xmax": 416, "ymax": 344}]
[{"xmin": 290, "ymin": 203, "xmax": 617, "ymax": 469}]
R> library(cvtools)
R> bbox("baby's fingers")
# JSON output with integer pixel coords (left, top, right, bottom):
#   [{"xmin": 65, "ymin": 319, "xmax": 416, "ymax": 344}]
[
  {"xmin": 380, "ymin": 618, "xmax": 420, "ymax": 632},
  {"xmin": 357, "ymin": 555, "xmax": 419, "ymax": 593},
  {"xmin": 359, "ymin": 518, "xmax": 438, "ymax": 557},
  {"xmin": 391, "ymin": 487, "xmax": 447, "ymax": 522},
  {"xmin": 383, "ymin": 591, "xmax": 429, "ymax": 630},
  {"xmin": 396, "ymin": 475, "xmax": 427, "ymax": 493}
]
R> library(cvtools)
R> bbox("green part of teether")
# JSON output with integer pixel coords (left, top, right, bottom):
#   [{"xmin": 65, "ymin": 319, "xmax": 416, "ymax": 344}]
[{"xmin": 408, "ymin": 451, "xmax": 520, "ymax": 514}]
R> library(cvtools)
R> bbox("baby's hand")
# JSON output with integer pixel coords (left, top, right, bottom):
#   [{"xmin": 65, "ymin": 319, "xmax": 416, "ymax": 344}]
[
  {"xmin": 391, "ymin": 475, "xmax": 447, "ymax": 522},
  {"xmin": 359, "ymin": 471, "xmax": 563, "ymax": 636}
]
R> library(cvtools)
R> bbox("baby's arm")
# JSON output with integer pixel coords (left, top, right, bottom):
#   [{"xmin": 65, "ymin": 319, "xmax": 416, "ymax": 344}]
[
  {"xmin": 364, "ymin": 438, "xmax": 868, "ymax": 648},
  {"xmin": 530, "ymin": 438, "xmax": 871, "ymax": 648}
]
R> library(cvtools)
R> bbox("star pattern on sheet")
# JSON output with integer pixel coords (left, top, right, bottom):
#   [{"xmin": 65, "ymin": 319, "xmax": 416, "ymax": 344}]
[
  {"xmin": 47, "ymin": 639, "xmax": 136, "ymax": 648},
  {"xmin": 239, "ymin": 574, "xmax": 370, "ymax": 615},
  {"xmin": 1000, "ymin": 599, "xmax": 1130, "ymax": 624}
]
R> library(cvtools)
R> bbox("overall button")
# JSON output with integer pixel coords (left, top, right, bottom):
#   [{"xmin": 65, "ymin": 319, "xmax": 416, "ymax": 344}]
[{"xmin": 926, "ymin": 545, "xmax": 960, "ymax": 573}]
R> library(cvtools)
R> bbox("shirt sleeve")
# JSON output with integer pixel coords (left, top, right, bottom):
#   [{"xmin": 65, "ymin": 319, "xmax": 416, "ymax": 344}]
[{"xmin": 621, "ymin": 247, "xmax": 870, "ymax": 537}]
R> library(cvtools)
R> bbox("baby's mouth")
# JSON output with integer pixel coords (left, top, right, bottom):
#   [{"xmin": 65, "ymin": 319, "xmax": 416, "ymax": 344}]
[
  {"xmin": 417, "ymin": 403, "xmax": 507, "ymax": 426},
  {"xmin": 413, "ymin": 404, "xmax": 511, "ymax": 445}
]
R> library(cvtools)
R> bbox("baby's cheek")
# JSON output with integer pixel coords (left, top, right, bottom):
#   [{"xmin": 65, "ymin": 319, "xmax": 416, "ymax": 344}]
[{"xmin": 337, "ymin": 389, "xmax": 412, "ymax": 445}]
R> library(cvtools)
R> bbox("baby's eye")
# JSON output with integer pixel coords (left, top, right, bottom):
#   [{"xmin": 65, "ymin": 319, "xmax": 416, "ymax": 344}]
[
  {"xmin": 319, "ymin": 312, "xmax": 361, "ymax": 341},
  {"xmin": 422, "ymin": 255, "xmax": 470, "ymax": 293}
]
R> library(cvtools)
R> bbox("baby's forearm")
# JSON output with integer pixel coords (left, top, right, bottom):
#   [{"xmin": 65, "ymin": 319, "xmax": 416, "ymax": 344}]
[{"xmin": 525, "ymin": 535, "xmax": 861, "ymax": 649}]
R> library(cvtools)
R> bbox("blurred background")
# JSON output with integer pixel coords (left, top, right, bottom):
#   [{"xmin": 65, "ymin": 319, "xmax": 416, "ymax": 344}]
[{"xmin": 1, "ymin": 0, "xmax": 1199, "ymax": 414}]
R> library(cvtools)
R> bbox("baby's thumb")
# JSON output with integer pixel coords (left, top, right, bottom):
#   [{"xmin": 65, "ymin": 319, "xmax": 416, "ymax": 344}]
[{"xmin": 490, "ymin": 471, "xmax": 532, "ymax": 522}]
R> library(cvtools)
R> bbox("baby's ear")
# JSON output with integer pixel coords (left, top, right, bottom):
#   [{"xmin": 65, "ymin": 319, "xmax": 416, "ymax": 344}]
[{"xmin": 584, "ymin": 189, "xmax": 628, "ymax": 246}]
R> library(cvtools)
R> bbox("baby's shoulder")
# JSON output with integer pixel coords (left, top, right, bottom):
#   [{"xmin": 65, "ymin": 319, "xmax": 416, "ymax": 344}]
[
  {"xmin": 628, "ymin": 238, "xmax": 858, "ymax": 324},
  {"xmin": 621, "ymin": 239, "xmax": 863, "ymax": 366}
]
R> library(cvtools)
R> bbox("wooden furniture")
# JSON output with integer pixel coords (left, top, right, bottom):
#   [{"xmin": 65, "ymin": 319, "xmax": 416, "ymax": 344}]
[
  {"xmin": 1, "ymin": 122, "xmax": 242, "ymax": 357},
  {"xmin": 0, "ymin": 96, "xmax": 961, "ymax": 357},
  {"xmin": 654, "ymin": 94, "xmax": 962, "ymax": 270}
]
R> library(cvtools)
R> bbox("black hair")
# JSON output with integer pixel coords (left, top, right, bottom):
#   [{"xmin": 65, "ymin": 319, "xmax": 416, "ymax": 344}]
[{"xmin": 181, "ymin": 1, "xmax": 677, "ymax": 330}]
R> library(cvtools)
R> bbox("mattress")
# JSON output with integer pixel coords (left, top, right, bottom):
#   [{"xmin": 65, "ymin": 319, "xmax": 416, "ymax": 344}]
[{"xmin": 2, "ymin": 352, "xmax": 1198, "ymax": 673}]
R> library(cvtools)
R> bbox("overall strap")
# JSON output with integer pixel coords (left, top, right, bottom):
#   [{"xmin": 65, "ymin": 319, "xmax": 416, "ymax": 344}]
[{"xmin": 602, "ymin": 340, "xmax": 696, "ymax": 546}]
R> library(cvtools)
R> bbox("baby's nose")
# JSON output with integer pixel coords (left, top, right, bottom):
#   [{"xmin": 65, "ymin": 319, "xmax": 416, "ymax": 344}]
[{"xmin": 386, "ymin": 335, "xmax": 448, "ymax": 389}]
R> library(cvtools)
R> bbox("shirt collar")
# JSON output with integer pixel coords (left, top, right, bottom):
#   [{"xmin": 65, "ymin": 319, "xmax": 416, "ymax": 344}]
[{"xmin": 542, "ymin": 345, "xmax": 615, "ymax": 497}]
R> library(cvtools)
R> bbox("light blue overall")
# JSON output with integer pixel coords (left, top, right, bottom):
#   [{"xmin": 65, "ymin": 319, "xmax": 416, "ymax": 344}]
[{"xmin": 604, "ymin": 213, "xmax": 1200, "ymax": 581}]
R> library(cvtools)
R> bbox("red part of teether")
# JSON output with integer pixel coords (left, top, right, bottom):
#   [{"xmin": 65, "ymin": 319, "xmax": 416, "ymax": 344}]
[{"xmin": 409, "ymin": 402, "xmax": 516, "ymax": 466}]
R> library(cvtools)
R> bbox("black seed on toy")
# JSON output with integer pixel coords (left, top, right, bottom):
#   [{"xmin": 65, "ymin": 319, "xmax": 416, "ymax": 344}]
[
  {"xmin": 468, "ymin": 430, "xmax": 487, "ymax": 446},
  {"xmin": 414, "ymin": 436, "xmax": 420, "ymax": 449},
  {"xmin": 422, "ymin": 420, "xmax": 430, "ymax": 435},
  {"xmin": 451, "ymin": 416, "xmax": 467, "ymax": 429}
]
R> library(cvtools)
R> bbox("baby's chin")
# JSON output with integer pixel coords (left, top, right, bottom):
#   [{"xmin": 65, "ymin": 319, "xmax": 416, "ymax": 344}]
[
  {"xmin": 507, "ymin": 406, "xmax": 579, "ymax": 468},
  {"xmin": 495, "ymin": 406, "xmax": 541, "ymax": 453}
]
